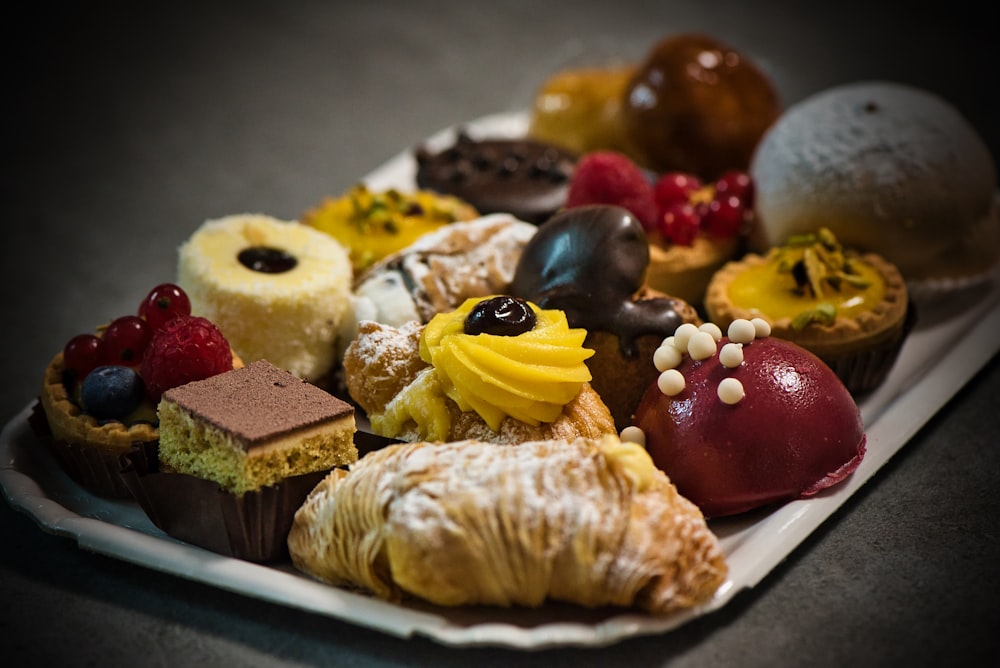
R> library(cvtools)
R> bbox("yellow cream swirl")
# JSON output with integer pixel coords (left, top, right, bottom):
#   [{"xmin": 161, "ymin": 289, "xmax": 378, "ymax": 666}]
[{"xmin": 417, "ymin": 296, "xmax": 595, "ymax": 433}]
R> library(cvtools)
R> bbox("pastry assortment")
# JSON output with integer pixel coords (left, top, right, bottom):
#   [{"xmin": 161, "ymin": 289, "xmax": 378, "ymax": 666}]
[
  {"xmin": 28, "ymin": 31, "xmax": 998, "ymax": 619},
  {"xmin": 35, "ymin": 283, "xmax": 242, "ymax": 497}
]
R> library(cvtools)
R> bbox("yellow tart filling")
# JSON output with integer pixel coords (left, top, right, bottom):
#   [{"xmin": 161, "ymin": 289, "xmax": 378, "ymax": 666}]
[{"xmin": 726, "ymin": 228, "xmax": 886, "ymax": 328}]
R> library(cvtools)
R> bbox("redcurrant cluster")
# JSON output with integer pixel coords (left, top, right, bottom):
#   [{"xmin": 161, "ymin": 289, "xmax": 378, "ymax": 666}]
[
  {"xmin": 62, "ymin": 283, "xmax": 191, "ymax": 380},
  {"xmin": 565, "ymin": 150, "xmax": 755, "ymax": 248},
  {"xmin": 652, "ymin": 170, "xmax": 754, "ymax": 246}
]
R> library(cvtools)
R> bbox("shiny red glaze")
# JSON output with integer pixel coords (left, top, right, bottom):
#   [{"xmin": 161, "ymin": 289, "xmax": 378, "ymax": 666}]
[{"xmin": 633, "ymin": 336, "xmax": 866, "ymax": 518}]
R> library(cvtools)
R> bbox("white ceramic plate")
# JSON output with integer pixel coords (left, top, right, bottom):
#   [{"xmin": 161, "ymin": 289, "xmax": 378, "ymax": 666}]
[{"xmin": 3, "ymin": 112, "xmax": 1000, "ymax": 650}]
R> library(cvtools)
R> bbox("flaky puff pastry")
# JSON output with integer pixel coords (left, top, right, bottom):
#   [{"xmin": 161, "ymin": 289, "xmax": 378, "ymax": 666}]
[
  {"xmin": 343, "ymin": 319, "xmax": 615, "ymax": 444},
  {"xmin": 287, "ymin": 435, "xmax": 728, "ymax": 615}
]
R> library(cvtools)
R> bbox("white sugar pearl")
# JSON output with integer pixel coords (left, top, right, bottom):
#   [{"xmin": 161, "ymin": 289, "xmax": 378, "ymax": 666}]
[
  {"xmin": 653, "ymin": 343, "xmax": 682, "ymax": 371},
  {"xmin": 698, "ymin": 322, "xmax": 723, "ymax": 341},
  {"xmin": 751, "ymin": 317, "xmax": 772, "ymax": 338},
  {"xmin": 673, "ymin": 323, "xmax": 700, "ymax": 352},
  {"xmin": 661, "ymin": 335, "xmax": 676, "ymax": 349},
  {"xmin": 619, "ymin": 426, "xmax": 646, "ymax": 447},
  {"xmin": 719, "ymin": 342, "xmax": 744, "ymax": 368},
  {"xmin": 687, "ymin": 331, "xmax": 718, "ymax": 361},
  {"xmin": 657, "ymin": 369, "xmax": 685, "ymax": 396},
  {"xmin": 718, "ymin": 377, "xmax": 745, "ymax": 404},
  {"xmin": 728, "ymin": 318, "xmax": 757, "ymax": 344}
]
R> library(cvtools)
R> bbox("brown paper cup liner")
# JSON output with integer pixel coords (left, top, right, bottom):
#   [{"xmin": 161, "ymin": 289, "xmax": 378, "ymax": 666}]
[
  {"xmin": 119, "ymin": 442, "xmax": 329, "ymax": 563},
  {"xmin": 28, "ymin": 402, "xmax": 152, "ymax": 499},
  {"xmin": 820, "ymin": 301, "xmax": 919, "ymax": 395}
]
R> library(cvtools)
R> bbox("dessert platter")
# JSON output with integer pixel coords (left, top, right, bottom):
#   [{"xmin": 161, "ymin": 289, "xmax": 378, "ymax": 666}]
[
  {"xmin": 4, "ymin": 34, "xmax": 1000, "ymax": 650},
  {"xmin": 4, "ymin": 109, "xmax": 1000, "ymax": 649}
]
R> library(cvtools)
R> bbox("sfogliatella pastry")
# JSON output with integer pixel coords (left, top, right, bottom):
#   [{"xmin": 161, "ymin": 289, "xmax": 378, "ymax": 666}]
[
  {"xmin": 415, "ymin": 132, "xmax": 578, "ymax": 224},
  {"xmin": 510, "ymin": 204, "xmax": 701, "ymax": 429},
  {"xmin": 750, "ymin": 80, "xmax": 1000, "ymax": 297},
  {"xmin": 704, "ymin": 227, "xmax": 912, "ymax": 394},
  {"xmin": 629, "ymin": 318, "xmax": 866, "ymax": 518},
  {"xmin": 178, "ymin": 213, "xmax": 353, "ymax": 382},
  {"xmin": 288, "ymin": 435, "xmax": 728, "ymax": 615},
  {"xmin": 300, "ymin": 183, "xmax": 479, "ymax": 274},
  {"xmin": 343, "ymin": 295, "xmax": 615, "ymax": 444},
  {"xmin": 121, "ymin": 359, "xmax": 358, "ymax": 562}
]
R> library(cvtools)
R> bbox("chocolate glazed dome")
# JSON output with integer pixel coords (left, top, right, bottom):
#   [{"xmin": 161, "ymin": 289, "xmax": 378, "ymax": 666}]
[{"xmin": 509, "ymin": 204, "xmax": 687, "ymax": 356}]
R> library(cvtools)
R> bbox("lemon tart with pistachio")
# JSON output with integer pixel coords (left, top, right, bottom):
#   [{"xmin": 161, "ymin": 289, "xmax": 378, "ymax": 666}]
[{"xmin": 704, "ymin": 227, "xmax": 912, "ymax": 393}]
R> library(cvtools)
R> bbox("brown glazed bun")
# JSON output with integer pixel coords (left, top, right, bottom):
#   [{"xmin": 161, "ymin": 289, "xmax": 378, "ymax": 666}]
[
  {"xmin": 621, "ymin": 33, "xmax": 781, "ymax": 180},
  {"xmin": 510, "ymin": 205, "xmax": 701, "ymax": 429}
]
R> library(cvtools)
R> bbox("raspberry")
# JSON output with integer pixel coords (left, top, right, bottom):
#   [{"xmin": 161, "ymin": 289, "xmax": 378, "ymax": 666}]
[
  {"xmin": 565, "ymin": 151, "xmax": 659, "ymax": 230},
  {"xmin": 140, "ymin": 314, "xmax": 233, "ymax": 403}
]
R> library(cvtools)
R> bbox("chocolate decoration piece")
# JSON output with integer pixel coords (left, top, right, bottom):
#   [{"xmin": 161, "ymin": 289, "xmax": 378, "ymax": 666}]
[
  {"xmin": 510, "ymin": 204, "xmax": 687, "ymax": 356},
  {"xmin": 414, "ymin": 132, "xmax": 577, "ymax": 224}
]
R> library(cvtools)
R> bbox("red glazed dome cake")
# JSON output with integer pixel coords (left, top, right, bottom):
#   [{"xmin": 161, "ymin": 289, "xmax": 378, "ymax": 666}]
[{"xmin": 628, "ymin": 317, "xmax": 866, "ymax": 518}]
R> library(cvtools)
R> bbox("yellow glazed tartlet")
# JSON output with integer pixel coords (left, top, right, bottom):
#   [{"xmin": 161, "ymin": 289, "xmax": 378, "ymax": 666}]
[
  {"xmin": 704, "ymin": 228, "xmax": 912, "ymax": 393},
  {"xmin": 301, "ymin": 184, "xmax": 479, "ymax": 274}
]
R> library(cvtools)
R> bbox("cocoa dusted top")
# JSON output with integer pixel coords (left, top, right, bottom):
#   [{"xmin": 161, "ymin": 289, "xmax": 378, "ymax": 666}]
[
  {"xmin": 161, "ymin": 360, "xmax": 354, "ymax": 449},
  {"xmin": 510, "ymin": 204, "xmax": 687, "ymax": 356},
  {"xmin": 414, "ymin": 132, "xmax": 577, "ymax": 224}
]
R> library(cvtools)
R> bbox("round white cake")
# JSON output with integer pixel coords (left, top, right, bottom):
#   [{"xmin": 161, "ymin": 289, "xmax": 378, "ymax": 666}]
[
  {"xmin": 750, "ymin": 80, "xmax": 999, "ymax": 291},
  {"xmin": 178, "ymin": 214, "xmax": 352, "ymax": 382}
]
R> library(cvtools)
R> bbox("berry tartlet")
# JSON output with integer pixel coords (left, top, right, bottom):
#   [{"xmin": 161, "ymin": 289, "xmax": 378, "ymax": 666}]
[
  {"xmin": 564, "ymin": 150, "xmax": 752, "ymax": 306},
  {"xmin": 35, "ymin": 284, "xmax": 241, "ymax": 498},
  {"xmin": 704, "ymin": 227, "xmax": 913, "ymax": 394},
  {"xmin": 628, "ymin": 318, "xmax": 866, "ymax": 518}
]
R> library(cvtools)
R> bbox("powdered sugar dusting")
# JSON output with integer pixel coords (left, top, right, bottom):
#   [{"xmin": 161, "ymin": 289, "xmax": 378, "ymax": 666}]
[{"xmin": 289, "ymin": 437, "xmax": 727, "ymax": 614}]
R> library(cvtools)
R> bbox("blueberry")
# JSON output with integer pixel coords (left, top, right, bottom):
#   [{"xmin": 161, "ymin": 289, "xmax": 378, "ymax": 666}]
[{"xmin": 80, "ymin": 365, "xmax": 146, "ymax": 420}]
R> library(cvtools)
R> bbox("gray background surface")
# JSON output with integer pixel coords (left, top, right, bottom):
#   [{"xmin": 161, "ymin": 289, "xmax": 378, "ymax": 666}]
[{"xmin": 2, "ymin": 1, "xmax": 998, "ymax": 665}]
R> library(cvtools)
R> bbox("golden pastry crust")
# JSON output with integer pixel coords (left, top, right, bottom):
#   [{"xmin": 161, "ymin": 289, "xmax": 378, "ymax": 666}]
[
  {"xmin": 40, "ymin": 352, "xmax": 157, "ymax": 452},
  {"xmin": 288, "ymin": 436, "xmax": 728, "ymax": 615},
  {"xmin": 645, "ymin": 234, "xmax": 741, "ymax": 306},
  {"xmin": 343, "ymin": 319, "xmax": 616, "ymax": 444}
]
